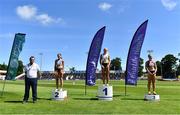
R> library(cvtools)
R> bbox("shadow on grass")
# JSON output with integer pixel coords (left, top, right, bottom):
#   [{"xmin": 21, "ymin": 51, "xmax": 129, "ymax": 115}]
[
  {"xmin": 4, "ymin": 97, "xmax": 52, "ymax": 103},
  {"xmin": 4, "ymin": 101, "xmax": 22, "ymax": 103},
  {"xmin": 37, "ymin": 97, "xmax": 51, "ymax": 100},
  {"xmin": 113, "ymin": 94, "xmax": 126, "ymax": 97},
  {"xmin": 73, "ymin": 97, "xmax": 98, "ymax": 100}
]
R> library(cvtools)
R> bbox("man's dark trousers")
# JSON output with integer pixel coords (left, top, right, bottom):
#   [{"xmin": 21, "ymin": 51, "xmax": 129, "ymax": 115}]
[{"xmin": 23, "ymin": 77, "xmax": 38, "ymax": 101}]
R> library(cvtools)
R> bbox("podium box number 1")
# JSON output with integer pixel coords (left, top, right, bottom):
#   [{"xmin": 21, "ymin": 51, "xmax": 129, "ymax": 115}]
[{"xmin": 97, "ymin": 85, "xmax": 113, "ymax": 101}]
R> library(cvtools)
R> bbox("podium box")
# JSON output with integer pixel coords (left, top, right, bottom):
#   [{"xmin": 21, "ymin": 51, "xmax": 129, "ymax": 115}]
[
  {"xmin": 97, "ymin": 85, "xmax": 113, "ymax": 101},
  {"xmin": 144, "ymin": 94, "xmax": 160, "ymax": 101},
  {"xmin": 52, "ymin": 89, "xmax": 67, "ymax": 100}
]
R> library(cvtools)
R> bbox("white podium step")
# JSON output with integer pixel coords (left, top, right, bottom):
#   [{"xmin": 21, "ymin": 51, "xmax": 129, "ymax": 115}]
[
  {"xmin": 144, "ymin": 94, "xmax": 160, "ymax": 101},
  {"xmin": 97, "ymin": 85, "xmax": 113, "ymax": 101},
  {"xmin": 52, "ymin": 89, "xmax": 67, "ymax": 100}
]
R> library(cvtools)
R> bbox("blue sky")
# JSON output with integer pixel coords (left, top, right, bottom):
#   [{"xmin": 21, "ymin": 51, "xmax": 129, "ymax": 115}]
[{"xmin": 0, "ymin": 0, "xmax": 180, "ymax": 71}]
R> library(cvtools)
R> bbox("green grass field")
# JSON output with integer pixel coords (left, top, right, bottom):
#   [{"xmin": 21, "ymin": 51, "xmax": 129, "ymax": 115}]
[{"xmin": 0, "ymin": 79, "xmax": 180, "ymax": 114}]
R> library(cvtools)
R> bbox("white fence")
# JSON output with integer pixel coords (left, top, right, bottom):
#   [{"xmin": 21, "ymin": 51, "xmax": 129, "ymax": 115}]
[{"xmin": 0, "ymin": 70, "xmax": 6, "ymax": 80}]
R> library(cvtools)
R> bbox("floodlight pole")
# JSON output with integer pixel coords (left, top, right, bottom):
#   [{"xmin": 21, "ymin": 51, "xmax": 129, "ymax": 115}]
[
  {"xmin": 125, "ymin": 83, "xmax": 127, "ymax": 96},
  {"xmin": 1, "ymin": 78, "xmax": 6, "ymax": 97},
  {"xmin": 39, "ymin": 53, "xmax": 43, "ymax": 79}
]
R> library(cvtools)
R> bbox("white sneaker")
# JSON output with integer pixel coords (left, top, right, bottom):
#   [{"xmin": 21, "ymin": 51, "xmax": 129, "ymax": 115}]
[
  {"xmin": 106, "ymin": 84, "xmax": 109, "ymax": 86},
  {"xmin": 55, "ymin": 89, "xmax": 58, "ymax": 91},
  {"xmin": 59, "ymin": 88, "xmax": 63, "ymax": 91}
]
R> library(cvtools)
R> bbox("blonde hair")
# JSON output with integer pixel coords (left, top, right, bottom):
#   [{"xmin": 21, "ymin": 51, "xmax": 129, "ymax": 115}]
[{"xmin": 104, "ymin": 48, "xmax": 108, "ymax": 51}]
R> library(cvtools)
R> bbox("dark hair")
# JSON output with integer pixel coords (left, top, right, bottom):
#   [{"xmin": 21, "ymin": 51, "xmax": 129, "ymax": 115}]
[
  {"xmin": 57, "ymin": 53, "xmax": 61, "ymax": 56},
  {"xmin": 30, "ymin": 56, "xmax": 35, "ymax": 60},
  {"xmin": 148, "ymin": 54, "xmax": 152, "ymax": 58}
]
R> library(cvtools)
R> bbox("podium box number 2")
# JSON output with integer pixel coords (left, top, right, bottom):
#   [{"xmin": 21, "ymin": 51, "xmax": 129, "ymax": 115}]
[
  {"xmin": 52, "ymin": 89, "xmax": 67, "ymax": 101},
  {"xmin": 97, "ymin": 85, "xmax": 113, "ymax": 101}
]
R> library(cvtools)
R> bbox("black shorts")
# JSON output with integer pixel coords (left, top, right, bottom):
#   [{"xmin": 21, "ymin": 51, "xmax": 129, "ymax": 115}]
[
  {"xmin": 55, "ymin": 68, "xmax": 63, "ymax": 72},
  {"xmin": 150, "ymin": 71, "xmax": 155, "ymax": 74},
  {"xmin": 102, "ymin": 63, "xmax": 108, "ymax": 68}
]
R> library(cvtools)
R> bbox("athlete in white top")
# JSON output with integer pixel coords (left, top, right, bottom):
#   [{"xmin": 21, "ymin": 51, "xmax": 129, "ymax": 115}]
[
  {"xmin": 54, "ymin": 53, "xmax": 64, "ymax": 91},
  {"xmin": 100, "ymin": 48, "xmax": 111, "ymax": 85}
]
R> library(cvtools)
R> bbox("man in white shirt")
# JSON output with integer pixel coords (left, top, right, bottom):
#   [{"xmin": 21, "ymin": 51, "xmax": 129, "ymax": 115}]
[{"xmin": 23, "ymin": 56, "xmax": 40, "ymax": 104}]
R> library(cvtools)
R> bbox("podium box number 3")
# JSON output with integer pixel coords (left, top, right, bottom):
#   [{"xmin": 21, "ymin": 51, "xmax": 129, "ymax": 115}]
[
  {"xmin": 97, "ymin": 85, "xmax": 113, "ymax": 101},
  {"xmin": 144, "ymin": 94, "xmax": 160, "ymax": 101}
]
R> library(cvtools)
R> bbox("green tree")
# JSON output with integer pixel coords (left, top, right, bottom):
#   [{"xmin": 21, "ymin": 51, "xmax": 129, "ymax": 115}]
[
  {"xmin": 156, "ymin": 61, "xmax": 162, "ymax": 76},
  {"xmin": 138, "ymin": 57, "xmax": 144, "ymax": 77},
  {"xmin": 161, "ymin": 54, "xmax": 178, "ymax": 78},
  {"xmin": 69, "ymin": 67, "xmax": 76, "ymax": 73},
  {"xmin": 0, "ymin": 60, "xmax": 24, "ymax": 76},
  {"xmin": 110, "ymin": 57, "xmax": 122, "ymax": 71},
  {"xmin": 0, "ymin": 62, "xmax": 8, "ymax": 70}
]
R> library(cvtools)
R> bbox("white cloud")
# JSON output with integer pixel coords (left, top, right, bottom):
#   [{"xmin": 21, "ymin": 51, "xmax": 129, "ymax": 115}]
[
  {"xmin": 36, "ymin": 14, "xmax": 64, "ymax": 25},
  {"xmin": 161, "ymin": 0, "xmax": 178, "ymax": 11},
  {"xmin": 36, "ymin": 14, "xmax": 54, "ymax": 25},
  {"xmin": 16, "ymin": 5, "xmax": 64, "ymax": 25},
  {"xmin": 16, "ymin": 5, "xmax": 37, "ymax": 20},
  {"xmin": 98, "ymin": 2, "xmax": 112, "ymax": 11}
]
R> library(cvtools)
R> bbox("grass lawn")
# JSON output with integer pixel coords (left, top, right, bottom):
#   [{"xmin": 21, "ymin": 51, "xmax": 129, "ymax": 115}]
[{"xmin": 0, "ymin": 79, "xmax": 180, "ymax": 114}]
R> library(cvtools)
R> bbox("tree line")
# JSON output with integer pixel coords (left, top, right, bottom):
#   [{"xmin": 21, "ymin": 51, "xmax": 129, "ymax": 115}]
[
  {"xmin": 0, "ymin": 54, "xmax": 180, "ymax": 78},
  {"xmin": 110, "ymin": 54, "xmax": 180, "ymax": 78},
  {"xmin": 0, "ymin": 60, "xmax": 24, "ymax": 76}
]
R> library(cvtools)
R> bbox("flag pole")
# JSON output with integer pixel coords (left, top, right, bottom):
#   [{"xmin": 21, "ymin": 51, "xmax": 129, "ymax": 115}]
[
  {"xmin": 1, "ymin": 33, "xmax": 26, "ymax": 97},
  {"xmin": 125, "ymin": 84, "xmax": 127, "ymax": 96},
  {"xmin": 85, "ymin": 26, "xmax": 106, "ymax": 95},
  {"xmin": 85, "ymin": 73, "xmax": 87, "ymax": 95},
  {"xmin": 124, "ymin": 71, "xmax": 127, "ymax": 96},
  {"xmin": 124, "ymin": 20, "xmax": 148, "ymax": 96},
  {"xmin": 0, "ymin": 34, "xmax": 16, "ymax": 97},
  {"xmin": 1, "ymin": 34, "xmax": 16, "ymax": 97},
  {"xmin": 85, "ymin": 83, "xmax": 87, "ymax": 95}
]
